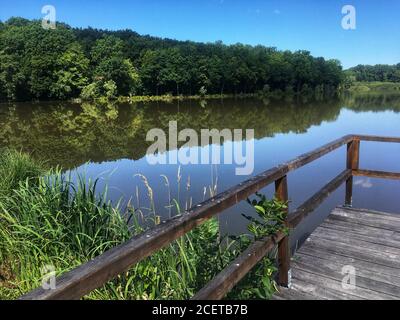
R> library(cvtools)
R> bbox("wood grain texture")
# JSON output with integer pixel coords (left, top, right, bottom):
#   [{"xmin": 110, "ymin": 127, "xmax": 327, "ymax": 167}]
[
  {"xmin": 353, "ymin": 169, "xmax": 400, "ymax": 180},
  {"xmin": 355, "ymin": 135, "xmax": 400, "ymax": 143},
  {"xmin": 192, "ymin": 232, "xmax": 285, "ymax": 300},
  {"xmin": 275, "ymin": 207, "xmax": 400, "ymax": 300},
  {"xmin": 287, "ymin": 169, "xmax": 352, "ymax": 228},
  {"xmin": 275, "ymin": 176, "xmax": 290, "ymax": 286},
  {"xmin": 347, "ymin": 139, "xmax": 360, "ymax": 170}
]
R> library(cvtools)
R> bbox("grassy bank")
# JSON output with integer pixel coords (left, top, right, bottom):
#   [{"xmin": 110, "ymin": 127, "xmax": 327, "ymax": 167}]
[
  {"xmin": 76, "ymin": 88, "xmax": 339, "ymax": 105},
  {"xmin": 346, "ymin": 81, "xmax": 400, "ymax": 93},
  {"xmin": 0, "ymin": 149, "xmax": 283, "ymax": 300},
  {"xmin": 74, "ymin": 93, "xmax": 257, "ymax": 104}
]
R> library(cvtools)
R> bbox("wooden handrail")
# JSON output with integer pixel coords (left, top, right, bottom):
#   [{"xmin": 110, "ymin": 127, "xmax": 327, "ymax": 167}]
[
  {"xmin": 20, "ymin": 134, "xmax": 400, "ymax": 300},
  {"xmin": 353, "ymin": 169, "xmax": 400, "ymax": 180},
  {"xmin": 194, "ymin": 135, "xmax": 400, "ymax": 299},
  {"xmin": 192, "ymin": 232, "xmax": 286, "ymax": 300},
  {"xmin": 287, "ymin": 169, "xmax": 352, "ymax": 228},
  {"xmin": 354, "ymin": 134, "xmax": 400, "ymax": 143},
  {"xmin": 192, "ymin": 169, "xmax": 352, "ymax": 300}
]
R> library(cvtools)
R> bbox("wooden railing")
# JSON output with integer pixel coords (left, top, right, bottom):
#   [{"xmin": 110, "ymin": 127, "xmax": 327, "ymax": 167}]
[{"xmin": 20, "ymin": 134, "xmax": 400, "ymax": 300}]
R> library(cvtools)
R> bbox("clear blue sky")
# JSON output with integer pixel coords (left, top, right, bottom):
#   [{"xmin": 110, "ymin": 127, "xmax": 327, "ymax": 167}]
[{"xmin": 1, "ymin": 0, "xmax": 399, "ymax": 68}]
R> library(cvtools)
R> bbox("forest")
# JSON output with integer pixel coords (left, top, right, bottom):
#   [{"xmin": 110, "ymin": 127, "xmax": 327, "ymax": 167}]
[
  {"xmin": 347, "ymin": 64, "xmax": 400, "ymax": 82},
  {"xmin": 0, "ymin": 17, "xmax": 345, "ymax": 101}
]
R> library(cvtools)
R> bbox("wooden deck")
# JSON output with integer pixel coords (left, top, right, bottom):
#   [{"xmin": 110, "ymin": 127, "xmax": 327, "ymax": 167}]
[
  {"xmin": 274, "ymin": 207, "xmax": 400, "ymax": 300},
  {"xmin": 21, "ymin": 135, "xmax": 400, "ymax": 300}
]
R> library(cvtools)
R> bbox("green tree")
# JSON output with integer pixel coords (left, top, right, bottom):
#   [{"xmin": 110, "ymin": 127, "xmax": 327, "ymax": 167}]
[
  {"xmin": 0, "ymin": 17, "xmax": 350, "ymax": 101},
  {"xmin": 0, "ymin": 50, "xmax": 26, "ymax": 100},
  {"xmin": 94, "ymin": 57, "xmax": 141, "ymax": 96},
  {"xmin": 139, "ymin": 50, "xmax": 163, "ymax": 95},
  {"xmin": 51, "ymin": 43, "xmax": 90, "ymax": 99},
  {"xmin": 91, "ymin": 35, "xmax": 125, "ymax": 62}
]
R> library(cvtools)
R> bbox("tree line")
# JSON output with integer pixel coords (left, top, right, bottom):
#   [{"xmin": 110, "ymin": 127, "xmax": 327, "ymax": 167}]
[
  {"xmin": 347, "ymin": 64, "xmax": 400, "ymax": 83},
  {"xmin": 0, "ymin": 17, "xmax": 344, "ymax": 101}
]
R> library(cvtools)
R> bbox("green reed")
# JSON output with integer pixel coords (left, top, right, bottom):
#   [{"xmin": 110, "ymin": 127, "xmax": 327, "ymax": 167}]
[{"xmin": 0, "ymin": 149, "xmax": 281, "ymax": 300}]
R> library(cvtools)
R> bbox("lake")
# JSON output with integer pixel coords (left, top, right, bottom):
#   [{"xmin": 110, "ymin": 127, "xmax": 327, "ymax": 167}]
[{"xmin": 1, "ymin": 93, "xmax": 400, "ymax": 249}]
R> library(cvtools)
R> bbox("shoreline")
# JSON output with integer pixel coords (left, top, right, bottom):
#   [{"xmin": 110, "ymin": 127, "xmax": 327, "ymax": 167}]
[{"xmin": 2, "ymin": 84, "xmax": 400, "ymax": 105}]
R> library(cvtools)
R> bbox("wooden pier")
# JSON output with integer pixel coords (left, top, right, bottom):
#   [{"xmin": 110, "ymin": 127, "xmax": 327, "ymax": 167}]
[
  {"xmin": 20, "ymin": 134, "xmax": 400, "ymax": 300},
  {"xmin": 274, "ymin": 207, "xmax": 400, "ymax": 300}
]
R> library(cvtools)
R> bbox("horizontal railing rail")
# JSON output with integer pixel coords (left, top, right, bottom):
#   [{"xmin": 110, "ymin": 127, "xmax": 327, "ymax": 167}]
[{"xmin": 20, "ymin": 134, "xmax": 400, "ymax": 300}]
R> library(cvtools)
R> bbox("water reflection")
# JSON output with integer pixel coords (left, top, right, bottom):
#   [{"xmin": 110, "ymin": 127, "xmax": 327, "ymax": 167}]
[
  {"xmin": 1, "ymin": 93, "xmax": 400, "ymax": 245},
  {"xmin": 0, "ymin": 97, "xmax": 345, "ymax": 168}
]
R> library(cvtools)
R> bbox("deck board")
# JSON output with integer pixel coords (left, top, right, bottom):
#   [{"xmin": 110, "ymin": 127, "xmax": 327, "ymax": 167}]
[{"xmin": 275, "ymin": 207, "xmax": 400, "ymax": 300}]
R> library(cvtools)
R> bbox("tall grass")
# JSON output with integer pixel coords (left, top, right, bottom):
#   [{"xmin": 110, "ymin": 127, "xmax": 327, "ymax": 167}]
[
  {"xmin": 0, "ymin": 149, "xmax": 44, "ymax": 197},
  {"xmin": 0, "ymin": 170, "xmax": 132, "ymax": 298},
  {"xmin": 0, "ymin": 149, "xmax": 280, "ymax": 300}
]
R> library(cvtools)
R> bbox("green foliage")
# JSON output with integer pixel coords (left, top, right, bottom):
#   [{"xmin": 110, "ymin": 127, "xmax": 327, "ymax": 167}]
[
  {"xmin": 0, "ymin": 50, "xmax": 25, "ymax": 100},
  {"xmin": 91, "ymin": 35, "xmax": 125, "ymax": 62},
  {"xmin": 0, "ymin": 18, "xmax": 344, "ymax": 101},
  {"xmin": 243, "ymin": 193, "xmax": 289, "ymax": 240},
  {"xmin": 103, "ymin": 80, "xmax": 118, "ymax": 99},
  {"xmin": 52, "ymin": 43, "xmax": 90, "ymax": 99},
  {"xmin": 343, "ymin": 71, "xmax": 356, "ymax": 89},
  {"xmin": 80, "ymin": 82, "xmax": 100, "ymax": 100},
  {"xmin": 94, "ymin": 57, "xmax": 141, "ymax": 96},
  {"xmin": 0, "ymin": 150, "xmax": 282, "ymax": 300},
  {"xmin": 346, "ymin": 81, "xmax": 400, "ymax": 93},
  {"xmin": 228, "ymin": 258, "xmax": 278, "ymax": 300},
  {"xmin": 199, "ymin": 86, "xmax": 207, "ymax": 97},
  {"xmin": 227, "ymin": 193, "xmax": 289, "ymax": 300},
  {"xmin": 348, "ymin": 64, "xmax": 400, "ymax": 83},
  {"xmin": 0, "ymin": 149, "xmax": 44, "ymax": 197},
  {"xmin": 0, "ymin": 19, "xmax": 74, "ymax": 100},
  {"xmin": 0, "ymin": 171, "xmax": 131, "ymax": 297}
]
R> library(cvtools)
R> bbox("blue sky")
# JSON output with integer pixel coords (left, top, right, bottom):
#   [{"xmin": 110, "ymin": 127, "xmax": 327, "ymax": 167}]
[{"xmin": 1, "ymin": 0, "xmax": 399, "ymax": 68}]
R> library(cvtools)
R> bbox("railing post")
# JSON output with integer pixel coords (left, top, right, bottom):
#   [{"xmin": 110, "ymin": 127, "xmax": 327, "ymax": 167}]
[
  {"xmin": 345, "ymin": 176, "xmax": 354, "ymax": 207},
  {"xmin": 347, "ymin": 138, "xmax": 360, "ymax": 170},
  {"xmin": 275, "ymin": 175, "xmax": 291, "ymax": 288},
  {"xmin": 345, "ymin": 138, "xmax": 360, "ymax": 206}
]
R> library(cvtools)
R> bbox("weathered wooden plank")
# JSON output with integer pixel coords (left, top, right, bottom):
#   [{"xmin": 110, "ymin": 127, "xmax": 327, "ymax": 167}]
[
  {"xmin": 292, "ymin": 254, "xmax": 400, "ymax": 297},
  {"xmin": 345, "ymin": 176, "xmax": 354, "ymax": 207},
  {"xmin": 347, "ymin": 139, "xmax": 360, "ymax": 170},
  {"xmin": 339, "ymin": 206, "xmax": 400, "ymax": 217},
  {"xmin": 309, "ymin": 228, "xmax": 400, "ymax": 255},
  {"xmin": 277, "ymin": 206, "xmax": 400, "ymax": 300},
  {"xmin": 353, "ymin": 169, "xmax": 400, "ymax": 180},
  {"xmin": 346, "ymin": 140, "xmax": 359, "ymax": 207},
  {"xmin": 287, "ymin": 169, "xmax": 352, "ymax": 228},
  {"xmin": 291, "ymin": 269, "xmax": 396, "ymax": 300},
  {"xmin": 290, "ymin": 279, "xmax": 363, "ymax": 300},
  {"xmin": 321, "ymin": 218, "xmax": 400, "ymax": 241},
  {"xmin": 355, "ymin": 134, "xmax": 400, "ymax": 143},
  {"xmin": 314, "ymin": 225, "xmax": 400, "ymax": 250},
  {"xmin": 299, "ymin": 236, "xmax": 400, "ymax": 269},
  {"xmin": 333, "ymin": 207, "xmax": 400, "ymax": 222},
  {"xmin": 194, "ymin": 169, "xmax": 354, "ymax": 300},
  {"xmin": 286, "ymin": 278, "xmax": 363, "ymax": 300},
  {"xmin": 273, "ymin": 286, "xmax": 324, "ymax": 300},
  {"xmin": 275, "ymin": 176, "xmax": 290, "ymax": 287},
  {"xmin": 294, "ymin": 252, "xmax": 400, "ymax": 287},
  {"xmin": 290, "ymin": 270, "xmax": 364, "ymax": 300},
  {"xmin": 328, "ymin": 212, "xmax": 400, "ymax": 232},
  {"xmin": 191, "ymin": 232, "xmax": 284, "ymax": 300},
  {"xmin": 296, "ymin": 245, "xmax": 400, "ymax": 280}
]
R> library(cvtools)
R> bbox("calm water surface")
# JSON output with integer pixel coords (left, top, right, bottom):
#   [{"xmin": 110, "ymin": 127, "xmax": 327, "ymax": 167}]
[{"xmin": 1, "ymin": 94, "xmax": 400, "ymax": 247}]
